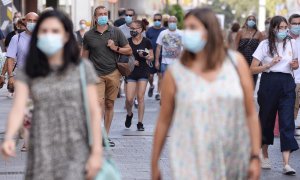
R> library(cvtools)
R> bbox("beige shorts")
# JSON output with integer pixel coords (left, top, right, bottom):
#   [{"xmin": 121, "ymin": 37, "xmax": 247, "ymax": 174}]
[{"xmin": 97, "ymin": 69, "xmax": 121, "ymax": 102}]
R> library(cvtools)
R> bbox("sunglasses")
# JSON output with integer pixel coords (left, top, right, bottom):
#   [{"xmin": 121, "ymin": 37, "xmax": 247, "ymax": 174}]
[
  {"xmin": 126, "ymin": 14, "xmax": 133, "ymax": 17},
  {"xmin": 154, "ymin": 19, "xmax": 161, "ymax": 21}
]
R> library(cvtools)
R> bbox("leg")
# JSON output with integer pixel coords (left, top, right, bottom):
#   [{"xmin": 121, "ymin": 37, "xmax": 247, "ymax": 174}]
[
  {"xmin": 126, "ymin": 81, "xmax": 137, "ymax": 116},
  {"xmin": 104, "ymin": 99, "xmax": 115, "ymax": 134},
  {"xmin": 96, "ymin": 76, "xmax": 106, "ymax": 118},
  {"xmin": 294, "ymin": 84, "xmax": 300, "ymax": 120},
  {"xmin": 104, "ymin": 70, "xmax": 121, "ymax": 134},
  {"xmin": 257, "ymin": 74, "xmax": 280, "ymax": 158},
  {"xmin": 157, "ymin": 72, "xmax": 162, "ymax": 94},
  {"xmin": 0, "ymin": 59, "xmax": 8, "ymax": 88},
  {"xmin": 147, "ymin": 73, "xmax": 155, "ymax": 97},
  {"xmin": 137, "ymin": 80, "xmax": 148, "ymax": 123},
  {"xmin": 278, "ymin": 76, "xmax": 299, "ymax": 153}
]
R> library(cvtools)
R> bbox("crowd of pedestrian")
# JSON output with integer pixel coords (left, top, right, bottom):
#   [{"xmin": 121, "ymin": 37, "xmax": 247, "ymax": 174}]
[{"xmin": 0, "ymin": 4, "xmax": 299, "ymax": 180}]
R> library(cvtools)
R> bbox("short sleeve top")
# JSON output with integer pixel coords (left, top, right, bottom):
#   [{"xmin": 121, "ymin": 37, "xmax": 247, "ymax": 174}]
[{"xmin": 253, "ymin": 39, "xmax": 298, "ymax": 74}]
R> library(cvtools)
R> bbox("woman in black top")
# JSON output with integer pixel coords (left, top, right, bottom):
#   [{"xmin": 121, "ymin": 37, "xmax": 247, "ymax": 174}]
[
  {"xmin": 235, "ymin": 15, "xmax": 263, "ymax": 85},
  {"xmin": 125, "ymin": 20, "xmax": 154, "ymax": 131}
]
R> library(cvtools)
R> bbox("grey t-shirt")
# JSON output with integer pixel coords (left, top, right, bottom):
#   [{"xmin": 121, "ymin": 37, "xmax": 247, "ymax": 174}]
[{"xmin": 83, "ymin": 25, "xmax": 128, "ymax": 76}]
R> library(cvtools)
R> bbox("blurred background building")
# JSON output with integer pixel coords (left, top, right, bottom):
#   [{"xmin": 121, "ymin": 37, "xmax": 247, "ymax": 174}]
[{"xmin": 1, "ymin": 0, "xmax": 300, "ymax": 32}]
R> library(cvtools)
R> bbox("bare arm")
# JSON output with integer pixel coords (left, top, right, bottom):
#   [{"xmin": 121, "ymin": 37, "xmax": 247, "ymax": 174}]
[
  {"xmin": 151, "ymin": 70, "xmax": 175, "ymax": 175},
  {"xmin": 82, "ymin": 49, "xmax": 90, "ymax": 59},
  {"xmin": 7, "ymin": 57, "xmax": 15, "ymax": 76},
  {"xmin": 234, "ymin": 31, "xmax": 242, "ymax": 50},
  {"xmin": 108, "ymin": 41, "xmax": 132, "ymax": 56},
  {"xmin": 5, "ymin": 81, "xmax": 29, "ymax": 140},
  {"xmin": 155, "ymin": 45, "xmax": 162, "ymax": 63},
  {"xmin": 250, "ymin": 57, "xmax": 281, "ymax": 75},
  {"xmin": 236, "ymin": 53, "xmax": 261, "ymax": 157}
]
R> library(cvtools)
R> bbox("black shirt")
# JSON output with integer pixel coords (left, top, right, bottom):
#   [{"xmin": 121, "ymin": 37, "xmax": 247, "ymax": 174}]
[
  {"xmin": 128, "ymin": 37, "xmax": 153, "ymax": 76},
  {"xmin": 114, "ymin": 18, "xmax": 126, "ymax": 27}
]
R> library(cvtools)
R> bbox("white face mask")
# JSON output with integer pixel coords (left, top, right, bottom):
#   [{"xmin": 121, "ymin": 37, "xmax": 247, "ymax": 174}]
[
  {"xmin": 80, "ymin": 24, "xmax": 86, "ymax": 30},
  {"xmin": 37, "ymin": 34, "xmax": 64, "ymax": 57}
]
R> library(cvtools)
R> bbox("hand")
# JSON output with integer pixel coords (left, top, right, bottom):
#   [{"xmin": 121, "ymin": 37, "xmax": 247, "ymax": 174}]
[
  {"xmin": 1, "ymin": 139, "xmax": 16, "ymax": 159},
  {"xmin": 290, "ymin": 60, "xmax": 299, "ymax": 70},
  {"xmin": 155, "ymin": 61, "xmax": 160, "ymax": 70},
  {"xmin": 248, "ymin": 159, "xmax": 261, "ymax": 180},
  {"xmin": 85, "ymin": 153, "xmax": 102, "ymax": 180},
  {"xmin": 138, "ymin": 51, "xmax": 144, "ymax": 57},
  {"xmin": 270, "ymin": 56, "xmax": 281, "ymax": 66},
  {"xmin": 134, "ymin": 60, "xmax": 140, "ymax": 66},
  {"xmin": 107, "ymin": 39, "xmax": 117, "ymax": 51},
  {"xmin": 152, "ymin": 164, "xmax": 161, "ymax": 180}
]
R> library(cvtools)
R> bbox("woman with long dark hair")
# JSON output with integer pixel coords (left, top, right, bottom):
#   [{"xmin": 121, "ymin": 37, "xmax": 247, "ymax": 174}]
[
  {"xmin": 251, "ymin": 16, "xmax": 299, "ymax": 175},
  {"xmin": 1, "ymin": 10, "xmax": 103, "ymax": 180},
  {"xmin": 235, "ymin": 15, "xmax": 263, "ymax": 84},
  {"xmin": 152, "ymin": 8, "xmax": 261, "ymax": 180},
  {"xmin": 125, "ymin": 20, "xmax": 154, "ymax": 131}
]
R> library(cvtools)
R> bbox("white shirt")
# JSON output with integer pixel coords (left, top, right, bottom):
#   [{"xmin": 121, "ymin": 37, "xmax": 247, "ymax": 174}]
[
  {"xmin": 253, "ymin": 39, "xmax": 298, "ymax": 74},
  {"xmin": 293, "ymin": 36, "xmax": 300, "ymax": 83},
  {"xmin": 156, "ymin": 29, "xmax": 183, "ymax": 65}
]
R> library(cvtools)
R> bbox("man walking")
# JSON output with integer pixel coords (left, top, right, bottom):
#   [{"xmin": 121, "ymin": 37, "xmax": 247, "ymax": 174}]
[
  {"xmin": 155, "ymin": 16, "xmax": 183, "ymax": 99},
  {"xmin": 83, "ymin": 6, "xmax": 132, "ymax": 147},
  {"xmin": 146, "ymin": 13, "xmax": 166, "ymax": 100}
]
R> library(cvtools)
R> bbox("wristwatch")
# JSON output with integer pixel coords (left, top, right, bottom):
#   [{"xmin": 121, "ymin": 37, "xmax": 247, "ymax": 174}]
[{"xmin": 117, "ymin": 46, "xmax": 120, "ymax": 52}]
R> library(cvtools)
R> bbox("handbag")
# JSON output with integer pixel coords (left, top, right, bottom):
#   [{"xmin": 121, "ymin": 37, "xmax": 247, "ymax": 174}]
[
  {"xmin": 115, "ymin": 54, "xmax": 135, "ymax": 77},
  {"xmin": 79, "ymin": 62, "xmax": 121, "ymax": 180},
  {"xmin": 109, "ymin": 26, "xmax": 135, "ymax": 76}
]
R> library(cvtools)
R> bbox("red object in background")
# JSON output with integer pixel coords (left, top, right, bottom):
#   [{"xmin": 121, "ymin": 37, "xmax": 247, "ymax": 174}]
[{"xmin": 274, "ymin": 113, "xmax": 280, "ymax": 137}]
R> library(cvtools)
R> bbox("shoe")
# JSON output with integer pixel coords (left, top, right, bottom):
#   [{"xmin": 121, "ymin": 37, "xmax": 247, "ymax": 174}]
[
  {"xmin": 148, "ymin": 85, "xmax": 155, "ymax": 97},
  {"xmin": 108, "ymin": 138, "xmax": 115, "ymax": 147},
  {"xmin": 283, "ymin": 164, "xmax": 296, "ymax": 175},
  {"xmin": 295, "ymin": 127, "xmax": 300, "ymax": 136},
  {"xmin": 134, "ymin": 98, "xmax": 138, "ymax": 109},
  {"xmin": 261, "ymin": 158, "xmax": 271, "ymax": 169},
  {"xmin": 137, "ymin": 122, "xmax": 145, "ymax": 131},
  {"xmin": 125, "ymin": 113, "xmax": 133, "ymax": 128},
  {"xmin": 155, "ymin": 94, "xmax": 160, "ymax": 101}
]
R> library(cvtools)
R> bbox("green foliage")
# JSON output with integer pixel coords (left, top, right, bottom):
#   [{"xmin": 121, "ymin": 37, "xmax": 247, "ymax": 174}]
[
  {"xmin": 208, "ymin": 0, "xmax": 235, "ymax": 29},
  {"xmin": 169, "ymin": 4, "xmax": 184, "ymax": 29}
]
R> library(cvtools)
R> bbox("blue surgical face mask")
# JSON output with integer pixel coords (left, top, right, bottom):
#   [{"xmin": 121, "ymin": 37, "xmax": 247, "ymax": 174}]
[
  {"xmin": 97, "ymin": 16, "xmax": 108, "ymax": 26},
  {"xmin": 182, "ymin": 30, "xmax": 207, "ymax": 54},
  {"xmin": 37, "ymin": 34, "xmax": 64, "ymax": 57},
  {"xmin": 276, "ymin": 30, "xmax": 288, "ymax": 40},
  {"xmin": 125, "ymin": 16, "xmax": 133, "ymax": 24},
  {"xmin": 247, "ymin": 20, "xmax": 256, "ymax": 28},
  {"xmin": 290, "ymin": 25, "xmax": 300, "ymax": 35},
  {"xmin": 26, "ymin": 22, "xmax": 36, "ymax": 32},
  {"xmin": 154, "ymin": 21, "xmax": 161, "ymax": 27},
  {"xmin": 168, "ymin": 22, "xmax": 177, "ymax": 31}
]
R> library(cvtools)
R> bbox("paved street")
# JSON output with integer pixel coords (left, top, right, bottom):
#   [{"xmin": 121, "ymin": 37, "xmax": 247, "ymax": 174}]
[{"xmin": 0, "ymin": 83, "xmax": 300, "ymax": 180}]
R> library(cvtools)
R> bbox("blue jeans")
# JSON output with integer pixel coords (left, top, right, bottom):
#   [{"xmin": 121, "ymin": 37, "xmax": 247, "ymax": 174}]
[{"xmin": 161, "ymin": 63, "xmax": 169, "ymax": 76}]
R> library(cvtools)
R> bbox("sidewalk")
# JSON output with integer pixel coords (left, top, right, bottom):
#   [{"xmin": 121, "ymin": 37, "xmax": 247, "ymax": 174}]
[{"xmin": 0, "ymin": 86, "xmax": 300, "ymax": 180}]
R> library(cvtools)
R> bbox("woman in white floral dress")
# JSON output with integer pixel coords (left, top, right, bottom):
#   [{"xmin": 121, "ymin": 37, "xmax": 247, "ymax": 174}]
[{"xmin": 152, "ymin": 8, "xmax": 262, "ymax": 180}]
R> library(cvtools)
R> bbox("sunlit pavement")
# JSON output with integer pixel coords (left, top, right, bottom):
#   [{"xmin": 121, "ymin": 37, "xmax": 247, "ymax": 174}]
[{"xmin": 0, "ymin": 84, "xmax": 299, "ymax": 180}]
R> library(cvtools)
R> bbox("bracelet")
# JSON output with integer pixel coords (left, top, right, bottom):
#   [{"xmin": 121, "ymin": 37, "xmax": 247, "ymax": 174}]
[{"xmin": 250, "ymin": 154, "xmax": 260, "ymax": 161}]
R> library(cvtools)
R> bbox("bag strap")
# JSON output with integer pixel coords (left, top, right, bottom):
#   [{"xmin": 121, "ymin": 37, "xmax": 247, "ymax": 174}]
[
  {"xmin": 109, "ymin": 26, "xmax": 120, "ymax": 65},
  {"xmin": 79, "ymin": 62, "xmax": 111, "ymax": 151},
  {"xmin": 289, "ymin": 40, "xmax": 295, "ymax": 79},
  {"xmin": 239, "ymin": 30, "xmax": 257, "ymax": 50}
]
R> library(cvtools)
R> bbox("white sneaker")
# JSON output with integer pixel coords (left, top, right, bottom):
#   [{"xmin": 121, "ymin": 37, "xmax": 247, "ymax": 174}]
[
  {"xmin": 261, "ymin": 158, "xmax": 271, "ymax": 169},
  {"xmin": 283, "ymin": 164, "xmax": 296, "ymax": 175}
]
